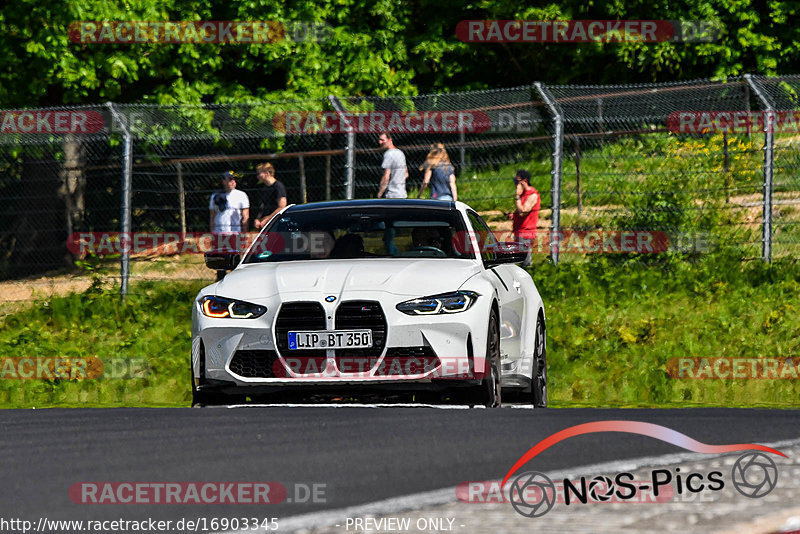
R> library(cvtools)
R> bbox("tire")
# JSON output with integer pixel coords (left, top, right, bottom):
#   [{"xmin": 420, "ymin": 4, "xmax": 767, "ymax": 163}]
[
  {"xmin": 190, "ymin": 368, "xmax": 204, "ymax": 407},
  {"xmin": 532, "ymin": 315, "xmax": 547, "ymax": 408},
  {"xmin": 470, "ymin": 308, "xmax": 502, "ymax": 408},
  {"xmin": 191, "ymin": 343, "xmax": 224, "ymax": 407}
]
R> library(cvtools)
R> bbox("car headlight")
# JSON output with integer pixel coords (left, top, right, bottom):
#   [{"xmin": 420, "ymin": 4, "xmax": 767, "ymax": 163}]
[
  {"xmin": 396, "ymin": 291, "xmax": 479, "ymax": 315},
  {"xmin": 199, "ymin": 296, "xmax": 267, "ymax": 319}
]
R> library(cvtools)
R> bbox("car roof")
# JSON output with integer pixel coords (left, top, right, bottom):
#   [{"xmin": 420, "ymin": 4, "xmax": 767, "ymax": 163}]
[{"xmin": 286, "ymin": 199, "xmax": 457, "ymax": 212}]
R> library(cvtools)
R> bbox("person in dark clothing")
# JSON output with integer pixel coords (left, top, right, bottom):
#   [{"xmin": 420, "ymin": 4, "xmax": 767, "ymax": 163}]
[
  {"xmin": 330, "ymin": 234, "xmax": 364, "ymax": 258},
  {"xmin": 253, "ymin": 162, "xmax": 288, "ymax": 229}
]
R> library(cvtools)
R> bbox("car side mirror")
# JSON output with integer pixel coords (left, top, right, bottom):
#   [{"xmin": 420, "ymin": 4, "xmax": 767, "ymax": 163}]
[
  {"xmin": 204, "ymin": 253, "xmax": 240, "ymax": 272},
  {"xmin": 485, "ymin": 242, "xmax": 528, "ymax": 267}
]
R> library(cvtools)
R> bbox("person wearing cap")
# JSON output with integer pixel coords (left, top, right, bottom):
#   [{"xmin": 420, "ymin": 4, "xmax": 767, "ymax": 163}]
[
  {"xmin": 209, "ymin": 171, "xmax": 250, "ymax": 281},
  {"xmin": 209, "ymin": 170, "xmax": 250, "ymax": 234},
  {"xmin": 509, "ymin": 170, "xmax": 539, "ymax": 265}
]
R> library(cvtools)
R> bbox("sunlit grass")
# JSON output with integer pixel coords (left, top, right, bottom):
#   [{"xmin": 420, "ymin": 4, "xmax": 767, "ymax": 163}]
[{"xmin": 1, "ymin": 253, "xmax": 799, "ymax": 408}]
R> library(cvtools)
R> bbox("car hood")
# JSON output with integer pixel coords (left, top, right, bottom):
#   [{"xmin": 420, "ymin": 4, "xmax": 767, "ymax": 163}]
[{"xmin": 214, "ymin": 259, "xmax": 481, "ymax": 299}]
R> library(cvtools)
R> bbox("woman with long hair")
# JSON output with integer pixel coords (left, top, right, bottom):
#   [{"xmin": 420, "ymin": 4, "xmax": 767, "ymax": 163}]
[{"xmin": 418, "ymin": 143, "xmax": 457, "ymax": 201}]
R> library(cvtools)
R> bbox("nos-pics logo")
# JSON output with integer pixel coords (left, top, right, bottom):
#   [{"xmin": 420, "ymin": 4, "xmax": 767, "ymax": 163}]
[{"xmin": 502, "ymin": 421, "xmax": 783, "ymax": 518}]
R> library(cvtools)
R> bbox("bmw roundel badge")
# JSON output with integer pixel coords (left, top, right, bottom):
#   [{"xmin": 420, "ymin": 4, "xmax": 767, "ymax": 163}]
[{"xmin": 325, "ymin": 295, "xmax": 336, "ymax": 302}]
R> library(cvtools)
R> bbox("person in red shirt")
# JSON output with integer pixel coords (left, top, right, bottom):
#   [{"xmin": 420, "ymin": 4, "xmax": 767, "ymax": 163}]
[{"xmin": 509, "ymin": 170, "xmax": 540, "ymax": 264}]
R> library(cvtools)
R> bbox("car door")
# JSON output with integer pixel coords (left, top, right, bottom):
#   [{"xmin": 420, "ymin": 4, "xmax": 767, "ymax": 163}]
[{"xmin": 465, "ymin": 210, "xmax": 524, "ymax": 369}]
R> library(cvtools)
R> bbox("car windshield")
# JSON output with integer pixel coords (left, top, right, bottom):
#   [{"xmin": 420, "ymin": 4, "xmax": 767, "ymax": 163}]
[{"xmin": 242, "ymin": 207, "xmax": 474, "ymax": 263}]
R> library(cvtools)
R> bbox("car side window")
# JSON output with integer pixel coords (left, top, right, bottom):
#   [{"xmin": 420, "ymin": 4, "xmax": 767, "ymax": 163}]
[{"xmin": 466, "ymin": 210, "xmax": 497, "ymax": 265}]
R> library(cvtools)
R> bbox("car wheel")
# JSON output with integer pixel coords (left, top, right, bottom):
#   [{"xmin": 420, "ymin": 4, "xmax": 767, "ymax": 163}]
[
  {"xmin": 532, "ymin": 315, "xmax": 547, "ymax": 408},
  {"xmin": 191, "ymin": 343, "xmax": 222, "ymax": 407},
  {"xmin": 470, "ymin": 308, "xmax": 502, "ymax": 408}
]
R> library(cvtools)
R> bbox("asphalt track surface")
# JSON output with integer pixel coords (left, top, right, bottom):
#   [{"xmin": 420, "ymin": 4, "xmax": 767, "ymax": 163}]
[{"xmin": 0, "ymin": 407, "xmax": 798, "ymax": 526}]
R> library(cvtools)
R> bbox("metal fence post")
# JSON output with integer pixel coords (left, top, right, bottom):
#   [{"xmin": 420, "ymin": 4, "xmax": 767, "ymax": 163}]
[
  {"xmin": 325, "ymin": 134, "xmax": 332, "ymax": 200},
  {"xmin": 107, "ymin": 102, "xmax": 133, "ymax": 296},
  {"xmin": 597, "ymin": 98, "xmax": 604, "ymax": 148},
  {"xmin": 743, "ymin": 81, "xmax": 752, "ymax": 139},
  {"xmin": 328, "ymin": 95, "xmax": 355, "ymax": 199},
  {"xmin": 459, "ymin": 130, "xmax": 466, "ymax": 170},
  {"xmin": 177, "ymin": 162, "xmax": 186, "ymax": 239},
  {"xmin": 573, "ymin": 136, "xmax": 582, "ymax": 213},
  {"xmin": 298, "ymin": 154, "xmax": 307, "ymax": 203},
  {"xmin": 744, "ymin": 75, "xmax": 774, "ymax": 262},
  {"xmin": 534, "ymin": 83, "xmax": 564, "ymax": 265}
]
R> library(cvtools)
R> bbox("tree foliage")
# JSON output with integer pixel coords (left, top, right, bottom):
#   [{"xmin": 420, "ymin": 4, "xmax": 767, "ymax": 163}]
[{"xmin": 1, "ymin": 0, "xmax": 799, "ymax": 107}]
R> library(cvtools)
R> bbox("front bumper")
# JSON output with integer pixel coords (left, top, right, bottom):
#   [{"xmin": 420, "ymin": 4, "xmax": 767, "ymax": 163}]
[{"xmin": 192, "ymin": 293, "xmax": 492, "ymax": 388}]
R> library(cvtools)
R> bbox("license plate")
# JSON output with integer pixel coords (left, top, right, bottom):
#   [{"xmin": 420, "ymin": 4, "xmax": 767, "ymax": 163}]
[{"xmin": 288, "ymin": 330, "xmax": 373, "ymax": 350}]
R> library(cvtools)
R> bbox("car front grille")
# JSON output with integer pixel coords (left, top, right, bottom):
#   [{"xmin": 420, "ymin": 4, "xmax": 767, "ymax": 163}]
[
  {"xmin": 229, "ymin": 350, "xmax": 280, "ymax": 378},
  {"xmin": 334, "ymin": 301, "xmax": 387, "ymax": 371},
  {"xmin": 275, "ymin": 302, "xmax": 327, "ymax": 362},
  {"xmin": 272, "ymin": 300, "xmax": 389, "ymax": 375}
]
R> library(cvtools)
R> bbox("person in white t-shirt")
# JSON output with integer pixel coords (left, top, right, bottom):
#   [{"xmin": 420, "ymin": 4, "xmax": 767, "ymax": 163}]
[
  {"xmin": 209, "ymin": 171, "xmax": 250, "ymax": 233},
  {"xmin": 208, "ymin": 171, "xmax": 250, "ymax": 280},
  {"xmin": 377, "ymin": 132, "xmax": 408, "ymax": 199}
]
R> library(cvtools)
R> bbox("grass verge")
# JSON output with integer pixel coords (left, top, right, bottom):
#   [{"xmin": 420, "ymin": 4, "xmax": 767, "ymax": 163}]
[
  {"xmin": 538, "ymin": 253, "xmax": 800, "ymax": 407},
  {"xmin": 0, "ymin": 279, "xmax": 204, "ymax": 407},
  {"xmin": 0, "ymin": 254, "xmax": 798, "ymax": 408}
]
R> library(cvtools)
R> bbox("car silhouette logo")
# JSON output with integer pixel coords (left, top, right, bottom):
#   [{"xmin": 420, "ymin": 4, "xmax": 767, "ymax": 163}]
[{"xmin": 325, "ymin": 296, "xmax": 336, "ymax": 302}]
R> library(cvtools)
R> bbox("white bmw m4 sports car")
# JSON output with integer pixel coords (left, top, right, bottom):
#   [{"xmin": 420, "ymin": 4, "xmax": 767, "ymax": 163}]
[{"xmin": 191, "ymin": 199, "xmax": 546, "ymax": 407}]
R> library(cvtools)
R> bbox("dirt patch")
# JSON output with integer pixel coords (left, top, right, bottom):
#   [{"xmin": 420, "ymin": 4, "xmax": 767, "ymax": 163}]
[
  {"xmin": 0, "ymin": 276, "xmax": 95, "ymax": 303},
  {"xmin": 0, "ymin": 260, "xmax": 213, "ymax": 305}
]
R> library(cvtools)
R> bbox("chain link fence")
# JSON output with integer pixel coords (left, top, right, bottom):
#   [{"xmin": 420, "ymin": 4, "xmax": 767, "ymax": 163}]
[
  {"xmin": 548, "ymin": 78, "xmax": 761, "ymax": 262},
  {"xmin": 1, "ymin": 75, "xmax": 798, "ymax": 299},
  {"xmin": 746, "ymin": 75, "xmax": 800, "ymax": 260}
]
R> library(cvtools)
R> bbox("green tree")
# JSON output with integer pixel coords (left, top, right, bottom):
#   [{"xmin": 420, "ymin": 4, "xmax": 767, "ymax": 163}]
[{"xmin": 1, "ymin": 0, "xmax": 799, "ymax": 106}]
